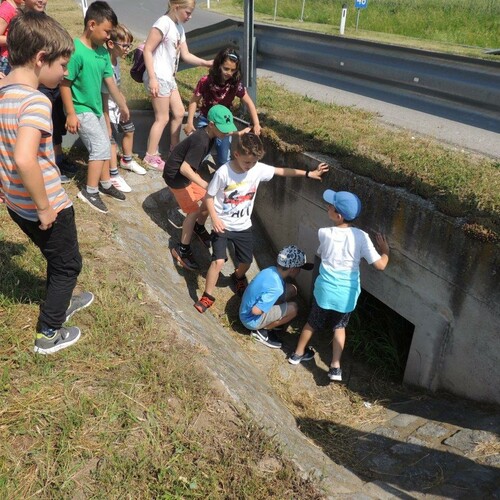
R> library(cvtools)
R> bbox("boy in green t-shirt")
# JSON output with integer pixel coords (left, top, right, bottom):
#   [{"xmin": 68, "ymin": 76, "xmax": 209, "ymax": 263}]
[{"xmin": 60, "ymin": 1, "xmax": 129, "ymax": 214}]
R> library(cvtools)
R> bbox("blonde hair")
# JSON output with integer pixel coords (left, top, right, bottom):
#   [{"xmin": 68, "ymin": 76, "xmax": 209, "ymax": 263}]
[{"xmin": 167, "ymin": 0, "xmax": 195, "ymax": 12}]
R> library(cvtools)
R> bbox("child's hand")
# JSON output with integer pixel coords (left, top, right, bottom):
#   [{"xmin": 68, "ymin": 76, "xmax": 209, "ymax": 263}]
[
  {"xmin": 252, "ymin": 123, "xmax": 261, "ymax": 135},
  {"xmin": 148, "ymin": 77, "xmax": 159, "ymax": 98},
  {"xmin": 236, "ymin": 126, "xmax": 252, "ymax": 136},
  {"xmin": 308, "ymin": 162, "xmax": 329, "ymax": 180},
  {"xmin": 212, "ymin": 217, "xmax": 225, "ymax": 234},
  {"xmin": 37, "ymin": 205, "xmax": 57, "ymax": 231},
  {"xmin": 375, "ymin": 233, "xmax": 390, "ymax": 255},
  {"xmin": 65, "ymin": 113, "xmax": 80, "ymax": 134},
  {"xmin": 184, "ymin": 123, "xmax": 195, "ymax": 136},
  {"xmin": 119, "ymin": 104, "xmax": 130, "ymax": 123}
]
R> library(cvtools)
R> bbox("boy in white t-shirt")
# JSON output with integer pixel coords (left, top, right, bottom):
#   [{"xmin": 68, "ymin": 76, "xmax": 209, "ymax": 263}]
[
  {"xmin": 194, "ymin": 133, "xmax": 328, "ymax": 313},
  {"xmin": 288, "ymin": 190, "xmax": 390, "ymax": 383}
]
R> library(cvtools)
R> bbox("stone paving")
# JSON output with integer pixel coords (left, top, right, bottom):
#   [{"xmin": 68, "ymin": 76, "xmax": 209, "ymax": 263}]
[{"xmin": 104, "ymin": 166, "xmax": 499, "ymax": 499}]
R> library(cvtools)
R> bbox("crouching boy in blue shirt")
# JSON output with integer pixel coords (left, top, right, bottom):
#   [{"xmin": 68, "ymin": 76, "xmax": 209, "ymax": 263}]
[{"xmin": 239, "ymin": 245, "xmax": 314, "ymax": 348}]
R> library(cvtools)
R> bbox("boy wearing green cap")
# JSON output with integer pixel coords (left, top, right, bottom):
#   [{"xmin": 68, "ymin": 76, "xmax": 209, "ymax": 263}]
[
  {"xmin": 288, "ymin": 189, "xmax": 390, "ymax": 383},
  {"xmin": 166, "ymin": 104, "xmax": 237, "ymax": 270}
]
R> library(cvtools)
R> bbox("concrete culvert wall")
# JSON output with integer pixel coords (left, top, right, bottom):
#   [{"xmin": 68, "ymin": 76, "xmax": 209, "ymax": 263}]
[{"xmin": 254, "ymin": 143, "xmax": 500, "ymax": 405}]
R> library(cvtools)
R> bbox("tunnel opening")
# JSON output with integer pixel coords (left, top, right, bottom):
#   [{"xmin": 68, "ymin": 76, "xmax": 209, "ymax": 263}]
[{"xmin": 348, "ymin": 290, "xmax": 414, "ymax": 383}]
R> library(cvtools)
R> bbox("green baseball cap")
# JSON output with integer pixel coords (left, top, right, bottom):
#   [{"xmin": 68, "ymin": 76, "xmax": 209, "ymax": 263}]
[{"xmin": 207, "ymin": 104, "xmax": 237, "ymax": 134}]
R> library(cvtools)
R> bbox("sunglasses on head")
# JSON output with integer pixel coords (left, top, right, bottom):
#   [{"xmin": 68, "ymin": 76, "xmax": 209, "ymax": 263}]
[{"xmin": 227, "ymin": 51, "xmax": 239, "ymax": 61}]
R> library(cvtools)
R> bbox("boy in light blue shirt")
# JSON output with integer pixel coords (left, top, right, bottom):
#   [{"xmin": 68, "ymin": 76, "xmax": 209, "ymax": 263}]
[
  {"xmin": 239, "ymin": 245, "xmax": 313, "ymax": 349},
  {"xmin": 288, "ymin": 189, "xmax": 390, "ymax": 382}
]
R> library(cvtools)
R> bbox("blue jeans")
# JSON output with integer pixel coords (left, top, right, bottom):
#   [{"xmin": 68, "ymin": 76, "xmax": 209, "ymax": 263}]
[{"xmin": 197, "ymin": 115, "xmax": 231, "ymax": 167}]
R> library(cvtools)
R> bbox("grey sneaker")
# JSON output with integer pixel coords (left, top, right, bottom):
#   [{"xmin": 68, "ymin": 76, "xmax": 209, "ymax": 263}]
[
  {"xmin": 251, "ymin": 329, "xmax": 282, "ymax": 349},
  {"xmin": 65, "ymin": 292, "xmax": 94, "ymax": 322},
  {"xmin": 328, "ymin": 367, "xmax": 342, "ymax": 381},
  {"xmin": 99, "ymin": 183, "xmax": 126, "ymax": 201},
  {"xmin": 288, "ymin": 347, "xmax": 315, "ymax": 365},
  {"xmin": 77, "ymin": 189, "xmax": 108, "ymax": 214},
  {"xmin": 34, "ymin": 326, "xmax": 81, "ymax": 355}
]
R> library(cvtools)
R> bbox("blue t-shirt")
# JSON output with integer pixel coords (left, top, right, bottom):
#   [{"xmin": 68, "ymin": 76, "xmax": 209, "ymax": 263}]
[{"xmin": 239, "ymin": 266, "xmax": 284, "ymax": 329}]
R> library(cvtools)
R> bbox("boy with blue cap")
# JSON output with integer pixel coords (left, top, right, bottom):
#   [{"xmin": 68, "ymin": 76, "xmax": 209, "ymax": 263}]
[{"xmin": 288, "ymin": 189, "xmax": 390, "ymax": 382}]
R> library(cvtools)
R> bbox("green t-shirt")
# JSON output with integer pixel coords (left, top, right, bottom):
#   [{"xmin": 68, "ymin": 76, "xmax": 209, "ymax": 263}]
[{"xmin": 66, "ymin": 38, "xmax": 113, "ymax": 117}]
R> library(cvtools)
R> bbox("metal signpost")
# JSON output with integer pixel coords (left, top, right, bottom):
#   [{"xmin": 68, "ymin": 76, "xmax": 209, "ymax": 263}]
[{"xmin": 355, "ymin": 0, "xmax": 368, "ymax": 31}]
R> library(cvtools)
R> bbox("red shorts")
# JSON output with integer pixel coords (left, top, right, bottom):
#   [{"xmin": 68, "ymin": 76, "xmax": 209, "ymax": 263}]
[{"xmin": 169, "ymin": 183, "xmax": 206, "ymax": 214}]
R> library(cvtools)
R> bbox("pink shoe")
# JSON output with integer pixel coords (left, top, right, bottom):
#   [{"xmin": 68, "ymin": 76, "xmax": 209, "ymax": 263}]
[{"xmin": 143, "ymin": 153, "xmax": 165, "ymax": 171}]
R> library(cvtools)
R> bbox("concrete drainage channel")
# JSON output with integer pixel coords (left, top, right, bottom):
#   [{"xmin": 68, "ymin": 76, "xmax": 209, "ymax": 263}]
[{"xmin": 63, "ymin": 111, "xmax": 500, "ymax": 497}]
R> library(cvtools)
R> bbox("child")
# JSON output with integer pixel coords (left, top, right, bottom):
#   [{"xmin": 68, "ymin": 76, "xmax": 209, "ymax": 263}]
[
  {"xmin": 60, "ymin": 1, "xmax": 130, "ymax": 214},
  {"xmin": 194, "ymin": 133, "xmax": 328, "ymax": 313},
  {"xmin": 24, "ymin": 0, "xmax": 78, "ymax": 182},
  {"xmin": 184, "ymin": 47, "xmax": 261, "ymax": 167},
  {"xmin": 288, "ymin": 190, "xmax": 390, "ymax": 382},
  {"xmin": 165, "ymin": 104, "xmax": 237, "ymax": 271},
  {"xmin": 0, "ymin": 12, "xmax": 93, "ymax": 354},
  {"xmin": 102, "ymin": 23, "xmax": 146, "ymax": 193},
  {"xmin": 142, "ymin": 0, "xmax": 212, "ymax": 171},
  {"xmin": 239, "ymin": 245, "xmax": 314, "ymax": 349},
  {"xmin": 0, "ymin": 0, "xmax": 23, "ymax": 75}
]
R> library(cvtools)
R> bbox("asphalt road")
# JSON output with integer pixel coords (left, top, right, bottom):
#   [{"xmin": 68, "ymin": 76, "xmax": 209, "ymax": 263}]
[{"xmin": 104, "ymin": 0, "xmax": 500, "ymax": 159}]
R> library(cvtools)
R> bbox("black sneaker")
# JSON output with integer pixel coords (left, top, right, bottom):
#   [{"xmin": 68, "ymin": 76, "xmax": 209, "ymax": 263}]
[
  {"xmin": 171, "ymin": 246, "xmax": 199, "ymax": 270},
  {"xmin": 77, "ymin": 189, "xmax": 108, "ymax": 214},
  {"xmin": 231, "ymin": 272, "xmax": 248, "ymax": 297},
  {"xmin": 34, "ymin": 326, "xmax": 81, "ymax": 355},
  {"xmin": 194, "ymin": 226, "xmax": 212, "ymax": 248},
  {"xmin": 251, "ymin": 329, "xmax": 282, "ymax": 349},
  {"xmin": 288, "ymin": 347, "xmax": 315, "ymax": 365},
  {"xmin": 99, "ymin": 183, "xmax": 126, "ymax": 201},
  {"xmin": 65, "ymin": 291, "xmax": 94, "ymax": 322},
  {"xmin": 58, "ymin": 157, "xmax": 79, "ymax": 177},
  {"xmin": 328, "ymin": 367, "xmax": 342, "ymax": 381}
]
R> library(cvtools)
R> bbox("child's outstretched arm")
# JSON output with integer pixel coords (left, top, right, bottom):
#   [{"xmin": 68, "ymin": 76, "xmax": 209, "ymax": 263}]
[
  {"xmin": 240, "ymin": 93, "xmax": 261, "ymax": 135},
  {"xmin": 184, "ymin": 94, "xmax": 202, "ymax": 135},
  {"xmin": 179, "ymin": 42, "xmax": 212, "ymax": 68},
  {"xmin": 372, "ymin": 234, "xmax": 390, "ymax": 270},
  {"xmin": 274, "ymin": 162, "xmax": 329, "ymax": 180},
  {"xmin": 14, "ymin": 127, "xmax": 56, "ymax": 230}
]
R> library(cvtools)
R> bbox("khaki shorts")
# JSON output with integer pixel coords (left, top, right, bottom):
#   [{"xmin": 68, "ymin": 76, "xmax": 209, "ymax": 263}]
[{"xmin": 169, "ymin": 183, "xmax": 206, "ymax": 214}]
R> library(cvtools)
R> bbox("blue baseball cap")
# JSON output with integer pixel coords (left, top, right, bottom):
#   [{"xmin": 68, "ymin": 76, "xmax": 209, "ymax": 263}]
[{"xmin": 323, "ymin": 190, "xmax": 361, "ymax": 221}]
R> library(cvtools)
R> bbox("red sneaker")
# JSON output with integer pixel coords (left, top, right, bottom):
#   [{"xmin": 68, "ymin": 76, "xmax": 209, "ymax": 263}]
[{"xmin": 194, "ymin": 294, "xmax": 215, "ymax": 313}]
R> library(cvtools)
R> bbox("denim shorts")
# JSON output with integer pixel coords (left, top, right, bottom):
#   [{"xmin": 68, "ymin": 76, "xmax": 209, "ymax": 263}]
[{"xmin": 77, "ymin": 113, "xmax": 111, "ymax": 161}]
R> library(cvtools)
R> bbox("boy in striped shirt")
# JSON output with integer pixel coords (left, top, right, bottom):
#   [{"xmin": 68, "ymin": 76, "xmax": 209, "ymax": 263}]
[{"xmin": 0, "ymin": 12, "xmax": 93, "ymax": 354}]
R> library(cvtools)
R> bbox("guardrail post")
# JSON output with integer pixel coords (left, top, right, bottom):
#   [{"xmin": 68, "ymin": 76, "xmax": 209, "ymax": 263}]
[
  {"xmin": 340, "ymin": 3, "xmax": 347, "ymax": 35},
  {"xmin": 243, "ymin": 0, "xmax": 257, "ymax": 105}
]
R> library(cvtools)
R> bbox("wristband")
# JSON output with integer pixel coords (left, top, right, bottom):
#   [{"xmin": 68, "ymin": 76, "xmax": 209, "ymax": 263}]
[{"xmin": 305, "ymin": 170, "xmax": 310, "ymax": 178}]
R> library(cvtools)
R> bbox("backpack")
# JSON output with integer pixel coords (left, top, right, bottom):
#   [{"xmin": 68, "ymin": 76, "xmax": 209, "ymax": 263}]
[{"xmin": 130, "ymin": 43, "xmax": 145, "ymax": 83}]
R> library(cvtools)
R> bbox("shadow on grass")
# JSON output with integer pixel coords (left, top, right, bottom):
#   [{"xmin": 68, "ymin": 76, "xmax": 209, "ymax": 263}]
[
  {"xmin": 0, "ymin": 240, "xmax": 45, "ymax": 303},
  {"xmin": 296, "ymin": 416, "xmax": 499, "ymax": 497}
]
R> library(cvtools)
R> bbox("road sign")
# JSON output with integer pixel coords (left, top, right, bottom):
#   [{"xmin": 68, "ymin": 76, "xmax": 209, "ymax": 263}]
[{"xmin": 355, "ymin": 0, "xmax": 368, "ymax": 9}]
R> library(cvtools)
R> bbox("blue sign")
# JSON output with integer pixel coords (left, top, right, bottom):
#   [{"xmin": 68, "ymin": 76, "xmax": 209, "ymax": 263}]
[{"xmin": 355, "ymin": 0, "xmax": 368, "ymax": 8}]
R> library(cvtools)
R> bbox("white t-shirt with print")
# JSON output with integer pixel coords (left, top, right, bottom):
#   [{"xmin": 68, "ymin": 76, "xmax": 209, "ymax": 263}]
[
  {"xmin": 151, "ymin": 15, "xmax": 185, "ymax": 81},
  {"xmin": 207, "ymin": 161, "xmax": 275, "ymax": 232}
]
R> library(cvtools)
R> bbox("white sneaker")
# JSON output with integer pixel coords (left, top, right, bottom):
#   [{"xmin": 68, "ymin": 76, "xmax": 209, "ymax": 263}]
[
  {"xmin": 120, "ymin": 158, "xmax": 146, "ymax": 175},
  {"xmin": 110, "ymin": 174, "xmax": 132, "ymax": 193}
]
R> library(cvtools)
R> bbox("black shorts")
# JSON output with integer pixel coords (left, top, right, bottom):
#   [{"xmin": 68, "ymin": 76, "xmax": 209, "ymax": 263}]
[
  {"xmin": 39, "ymin": 86, "xmax": 66, "ymax": 146},
  {"xmin": 110, "ymin": 120, "xmax": 135, "ymax": 145},
  {"xmin": 211, "ymin": 228, "xmax": 253, "ymax": 266},
  {"xmin": 307, "ymin": 297, "xmax": 351, "ymax": 332}
]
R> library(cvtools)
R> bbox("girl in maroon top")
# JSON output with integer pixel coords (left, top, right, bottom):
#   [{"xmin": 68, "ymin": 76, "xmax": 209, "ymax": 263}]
[{"xmin": 185, "ymin": 47, "xmax": 260, "ymax": 167}]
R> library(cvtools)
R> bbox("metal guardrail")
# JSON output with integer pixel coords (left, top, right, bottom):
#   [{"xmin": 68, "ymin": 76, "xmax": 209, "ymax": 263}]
[{"xmin": 184, "ymin": 20, "xmax": 500, "ymax": 114}]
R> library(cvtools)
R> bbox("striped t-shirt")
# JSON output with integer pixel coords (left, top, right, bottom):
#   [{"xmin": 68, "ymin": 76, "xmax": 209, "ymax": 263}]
[{"xmin": 0, "ymin": 84, "xmax": 71, "ymax": 221}]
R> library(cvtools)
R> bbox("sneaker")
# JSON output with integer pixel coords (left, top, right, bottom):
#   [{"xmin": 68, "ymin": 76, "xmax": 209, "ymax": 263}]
[
  {"xmin": 34, "ymin": 326, "xmax": 81, "ymax": 355},
  {"xmin": 111, "ymin": 174, "xmax": 132, "ymax": 193},
  {"xmin": 58, "ymin": 158, "xmax": 79, "ymax": 177},
  {"xmin": 144, "ymin": 153, "xmax": 165, "ymax": 171},
  {"xmin": 77, "ymin": 189, "xmax": 108, "ymax": 214},
  {"xmin": 194, "ymin": 226, "xmax": 211, "ymax": 248},
  {"xmin": 171, "ymin": 246, "xmax": 199, "ymax": 271},
  {"xmin": 65, "ymin": 291, "xmax": 94, "ymax": 322},
  {"xmin": 328, "ymin": 367, "xmax": 342, "ymax": 381},
  {"xmin": 194, "ymin": 294, "xmax": 215, "ymax": 313},
  {"xmin": 251, "ymin": 329, "xmax": 282, "ymax": 349},
  {"xmin": 288, "ymin": 347, "xmax": 315, "ymax": 365},
  {"xmin": 120, "ymin": 158, "xmax": 146, "ymax": 175},
  {"xmin": 231, "ymin": 272, "xmax": 248, "ymax": 297},
  {"xmin": 99, "ymin": 183, "xmax": 126, "ymax": 201}
]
